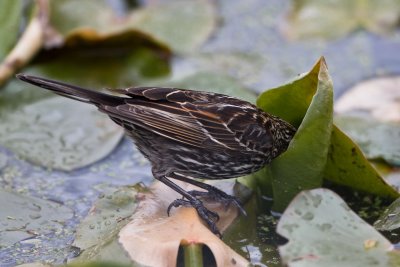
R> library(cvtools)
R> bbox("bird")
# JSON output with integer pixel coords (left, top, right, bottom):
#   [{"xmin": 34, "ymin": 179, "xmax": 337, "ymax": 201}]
[{"xmin": 16, "ymin": 73, "xmax": 296, "ymax": 236}]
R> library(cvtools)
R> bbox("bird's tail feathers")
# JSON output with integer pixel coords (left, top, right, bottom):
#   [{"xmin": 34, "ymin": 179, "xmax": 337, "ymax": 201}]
[{"xmin": 16, "ymin": 74, "xmax": 121, "ymax": 106}]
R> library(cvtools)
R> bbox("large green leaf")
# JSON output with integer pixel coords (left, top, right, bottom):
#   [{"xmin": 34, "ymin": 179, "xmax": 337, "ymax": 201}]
[
  {"xmin": 255, "ymin": 58, "xmax": 399, "ymax": 211},
  {"xmin": 256, "ymin": 57, "xmax": 333, "ymax": 211},
  {"xmin": 277, "ymin": 189, "xmax": 398, "ymax": 267}
]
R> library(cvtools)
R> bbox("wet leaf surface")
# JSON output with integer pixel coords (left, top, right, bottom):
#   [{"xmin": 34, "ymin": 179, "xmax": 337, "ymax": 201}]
[
  {"xmin": 72, "ymin": 186, "xmax": 138, "ymax": 264},
  {"xmin": 282, "ymin": 0, "xmax": 400, "ymax": 40},
  {"xmin": 0, "ymin": 189, "xmax": 73, "ymax": 248},
  {"xmin": 0, "ymin": 97, "xmax": 123, "ymax": 171},
  {"xmin": 278, "ymin": 189, "xmax": 396, "ymax": 267}
]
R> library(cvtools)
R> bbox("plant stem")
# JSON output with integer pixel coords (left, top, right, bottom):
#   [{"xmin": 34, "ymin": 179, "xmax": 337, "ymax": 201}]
[{"xmin": 183, "ymin": 243, "xmax": 203, "ymax": 267}]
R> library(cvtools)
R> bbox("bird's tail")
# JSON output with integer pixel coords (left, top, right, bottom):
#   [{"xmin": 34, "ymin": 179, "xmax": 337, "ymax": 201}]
[{"xmin": 16, "ymin": 74, "xmax": 122, "ymax": 106}]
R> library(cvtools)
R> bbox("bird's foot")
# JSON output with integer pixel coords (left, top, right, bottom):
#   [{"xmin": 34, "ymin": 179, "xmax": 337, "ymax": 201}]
[
  {"xmin": 188, "ymin": 186, "xmax": 247, "ymax": 216},
  {"xmin": 167, "ymin": 198, "xmax": 221, "ymax": 237}
]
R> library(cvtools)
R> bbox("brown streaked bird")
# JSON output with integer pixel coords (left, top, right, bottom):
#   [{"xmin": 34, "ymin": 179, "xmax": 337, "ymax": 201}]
[{"xmin": 16, "ymin": 74, "xmax": 296, "ymax": 236}]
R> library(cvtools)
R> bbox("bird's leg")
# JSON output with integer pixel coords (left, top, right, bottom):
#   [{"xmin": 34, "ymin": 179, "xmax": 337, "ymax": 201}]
[
  {"xmin": 156, "ymin": 174, "xmax": 221, "ymax": 236},
  {"xmin": 169, "ymin": 173, "xmax": 247, "ymax": 216}
]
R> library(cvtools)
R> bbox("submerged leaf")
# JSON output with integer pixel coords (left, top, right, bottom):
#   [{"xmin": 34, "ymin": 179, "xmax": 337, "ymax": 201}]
[
  {"xmin": 0, "ymin": 97, "xmax": 123, "ymax": 171},
  {"xmin": 119, "ymin": 180, "xmax": 249, "ymax": 267},
  {"xmin": 277, "ymin": 189, "xmax": 395, "ymax": 266},
  {"xmin": 374, "ymin": 197, "xmax": 400, "ymax": 231},
  {"xmin": 256, "ymin": 57, "xmax": 333, "ymax": 211},
  {"xmin": 0, "ymin": 190, "xmax": 73, "ymax": 248}
]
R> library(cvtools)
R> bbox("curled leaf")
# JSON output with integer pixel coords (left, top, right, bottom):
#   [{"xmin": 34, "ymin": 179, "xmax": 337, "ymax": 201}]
[{"xmin": 256, "ymin": 57, "xmax": 333, "ymax": 211}]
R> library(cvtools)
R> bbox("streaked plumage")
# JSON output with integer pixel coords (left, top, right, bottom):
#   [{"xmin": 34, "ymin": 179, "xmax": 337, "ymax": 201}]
[{"xmin": 16, "ymin": 74, "xmax": 296, "ymax": 236}]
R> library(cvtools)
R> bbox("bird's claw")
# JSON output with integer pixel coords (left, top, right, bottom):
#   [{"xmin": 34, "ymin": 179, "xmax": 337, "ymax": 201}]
[
  {"xmin": 187, "ymin": 188, "xmax": 247, "ymax": 216},
  {"xmin": 167, "ymin": 198, "xmax": 221, "ymax": 237}
]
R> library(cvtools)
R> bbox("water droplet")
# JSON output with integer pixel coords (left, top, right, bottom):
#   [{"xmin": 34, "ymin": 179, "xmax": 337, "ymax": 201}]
[
  {"xmin": 29, "ymin": 213, "xmax": 41, "ymax": 219},
  {"xmin": 105, "ymin": 220, "xmax": 111, "ymax": 226},
  {"xmin": 89, "ymin": 224, "xmax": 95, "ymax": 229},
  {"xmin": 302, "ymin": 212, "xmax": 314, "ymax": 220}
]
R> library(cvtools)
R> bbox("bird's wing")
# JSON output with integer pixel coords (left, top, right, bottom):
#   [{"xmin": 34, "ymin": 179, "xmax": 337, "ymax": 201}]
[{"xmin": 101, "ymin": 87, "xmax": 269, "ymax": 153}]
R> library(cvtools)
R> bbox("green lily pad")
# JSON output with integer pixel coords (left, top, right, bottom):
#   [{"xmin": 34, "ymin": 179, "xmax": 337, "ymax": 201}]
[
  {"xmin": 374, "ymin": 197, "xmax": 400, "ymax": 231},
  {"xmin": 0, "ymin": 1, "xmax": 22, "ymax": 59},
  {"xmin": 256, "ymin": 57, "xmax": 333, "ymax": 211},
  {"xmin": 0, "ymin": 189, "xmax": 73, "ymax": 248},
  {"xmin": 72, "ymin": 186, "xmax": 139, "ymax": 264},
  {"xmin": 0, "ymin": 97, "xmax": 123, "ymax": 171},
  {"xmin": 49, "ymin": 0, "xmax": 216, "ymax": 54},
  {"xmin": 277, "ymin": 189, "xmax": 397, "ymax": 267},
  {"xmin": 281, "ymin": 0, "xmax": 400, "ymax": 40},
  {"xmin": 73, "ymin": 186, "xmax": 139, "ymax": 250},
  {"xmin": 335, "ymin": 116, "xmax": 400, "ymax": 166}
]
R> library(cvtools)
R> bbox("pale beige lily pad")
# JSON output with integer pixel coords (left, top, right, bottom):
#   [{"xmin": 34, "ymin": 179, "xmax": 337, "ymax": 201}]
[
  {"xmin": 0, "ymin": 97, "xmax": 123, "ymax": 171},
  {"xmin": 119, "ymin": 180, "xmax": 249, "ymax": 267},
  {"xmin": 277, "ymin": 189, "xmax": 396, "ymax": 267},
  {"xmin": 335, "ymin": 76, "xmax": 400, "ymax": 123},
  {"xmin": 281, "ymin": 0, "xmax": 400, "ymax": 40},
  {"xmin": 277, "ymin": 188, "xmax": 397, "ymax": 267},
  {"xmin": 72, "ymin": 181, "xmax": 249, "ymax": 266},
  {"xmin": 0, "ymin": 189, "xmax": 73, "ymax": 248}
]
